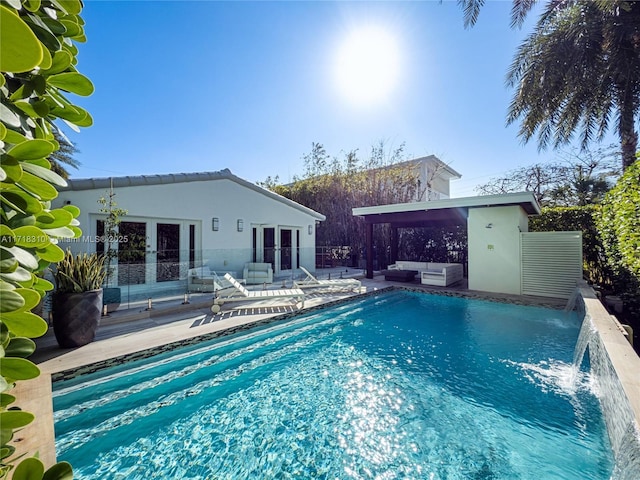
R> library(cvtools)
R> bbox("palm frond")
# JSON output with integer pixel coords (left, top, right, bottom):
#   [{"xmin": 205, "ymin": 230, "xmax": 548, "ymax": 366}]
[
  {"xmin": 457, "ymin": 0, "xmax": 485, "ymax": 28},
  {"xmin": 510, "ymin": 0, "xmax": 540, "ymax": 28}
]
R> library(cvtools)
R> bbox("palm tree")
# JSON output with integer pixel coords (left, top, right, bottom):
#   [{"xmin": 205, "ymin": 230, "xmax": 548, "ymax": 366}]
[
  {"xmin": 459, "ymin": 0, "xmax": 640, "ymax": 170},
  {"xmin": 458, "ymin": 0, "xmax": 537, "ymax": 29},
  {"xmin": 50, "ymin": 129, "xmax": 81, "ymax": 179}
]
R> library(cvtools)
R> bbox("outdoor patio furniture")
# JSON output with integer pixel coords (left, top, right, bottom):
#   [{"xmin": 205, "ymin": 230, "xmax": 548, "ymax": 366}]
[
  {"xmin": 294, "ymin": 266, "xmax": 362, "ymax": 293},
  {"xmin": 211, "ymin": 273, "xmax": 305, "ymax": 313},
  {"xmin": 387, "ymin": 261, "xmax": 464, "ymax": 287},
  {"xmin": 188, "ymin": 267, "xmax": 218, "ymax": 292},
  {"xmin": 188, "ymin": 268, "xmax": 240, "ymax": 294},
  {"xmin": 420, "ymin": 263, "xmax": 464, "ymax": 287},
  {"xmin": 243, "ymin": 262, "xmax": 273, "ymax": 284},
  {"xmin": 381, "ymin": 269, "xmax": 419, "ymax": 282}
]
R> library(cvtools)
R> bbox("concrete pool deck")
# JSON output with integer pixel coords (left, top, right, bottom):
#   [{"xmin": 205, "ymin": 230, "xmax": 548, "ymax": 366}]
[{"xmin": 11, "ymin": 273, "xmax": 579, "ymax": 474}]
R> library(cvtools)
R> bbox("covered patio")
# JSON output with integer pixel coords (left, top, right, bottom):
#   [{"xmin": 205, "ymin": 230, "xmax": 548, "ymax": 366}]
[{"xmin": 352, "ymin": 193, "xmax": 543, "ymax": 295}]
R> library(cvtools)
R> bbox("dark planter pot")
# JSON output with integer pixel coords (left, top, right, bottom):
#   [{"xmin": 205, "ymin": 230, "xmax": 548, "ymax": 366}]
[
  {"xmin": 103, "ymin": 287, "xmax": 121, "ymax": 313},
  {"xmin": 52, "ymin": 289, "xmax": 103, "ymax": 348}
]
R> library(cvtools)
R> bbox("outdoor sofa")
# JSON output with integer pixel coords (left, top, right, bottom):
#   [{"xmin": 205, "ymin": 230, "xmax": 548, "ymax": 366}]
[
  {"xmin": 388, "ymin": 261, "xmax": 464, "ymax": 287},
  {"xmin": 243, "ymin": 262, "xmax": 273, "ymax": 285}
]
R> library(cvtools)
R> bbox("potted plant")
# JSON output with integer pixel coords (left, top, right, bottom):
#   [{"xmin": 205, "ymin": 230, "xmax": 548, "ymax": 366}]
[
  {"xmin": 52, "ymin": 250, "xmax": 107, "ymax": 348},
  {"xmin": 98, "ymin": 178, "xmax": 128, "ymax": 313}
]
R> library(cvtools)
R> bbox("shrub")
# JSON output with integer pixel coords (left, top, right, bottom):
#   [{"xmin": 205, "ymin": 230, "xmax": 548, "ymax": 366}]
[
  {"xmin": 54, "ymin": 250, "xmax": 107, "ymax": 294},
  {"xmin": 1, "ymin": 0, "xmax": 92, "ymax": 478},
  {"xmin": 597, "ymin": 159, "xmax": 640, "ymax": 321}
]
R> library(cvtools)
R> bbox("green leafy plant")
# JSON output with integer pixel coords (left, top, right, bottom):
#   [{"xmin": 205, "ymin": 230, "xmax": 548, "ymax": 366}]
[
  {"xmin": 529, "ymin": 162, "xmax": 640, "ymax": 347},
  {"xmin": 97, "ymin": 180, "xmax": 127, "ymax": 287},
  {"xmin": 53, "ymin": 250, "xmax": 107, "ymax": 294},
  {"xmin": 597, "ymin": 158, "xmax": 640, "ymax": 324},
  {"xmin": 1, "ymin": 0, "xmax": 92, "ymax": 477}
]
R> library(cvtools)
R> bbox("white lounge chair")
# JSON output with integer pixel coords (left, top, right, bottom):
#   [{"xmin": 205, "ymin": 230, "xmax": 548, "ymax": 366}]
[
  {"xmin": 211, "ymin": 273, "xmax": 305, "ymax": 313},
  {"xmin": 293, "ymin": 266, "xmax": 362, "ymax": 293}
]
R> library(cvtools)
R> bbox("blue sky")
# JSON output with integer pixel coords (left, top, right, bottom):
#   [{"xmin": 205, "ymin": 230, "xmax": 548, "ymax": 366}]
[{"xmin": 63, "ymin": 0, "xmax": 611, "ymax": 197}]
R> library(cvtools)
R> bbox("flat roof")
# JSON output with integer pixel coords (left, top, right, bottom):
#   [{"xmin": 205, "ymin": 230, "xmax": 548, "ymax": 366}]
[{"xmin": 352, "ymin": 192, "xmax": 541, "ymax": 226}]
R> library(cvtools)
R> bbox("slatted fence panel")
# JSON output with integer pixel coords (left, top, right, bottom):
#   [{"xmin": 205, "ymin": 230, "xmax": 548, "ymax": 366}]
[{"xmin": 521, "ymin": 231, "xmax": 582, "ymax": 299}]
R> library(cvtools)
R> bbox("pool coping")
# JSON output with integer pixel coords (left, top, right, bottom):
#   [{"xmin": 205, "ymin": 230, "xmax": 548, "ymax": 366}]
[
  {"xmin": 576, "ymin": 280, "xmax": 640, "ymax": 470},
  {"xmin": 13, "ymin": 280, "xmax": 630, "ymax": 475}
]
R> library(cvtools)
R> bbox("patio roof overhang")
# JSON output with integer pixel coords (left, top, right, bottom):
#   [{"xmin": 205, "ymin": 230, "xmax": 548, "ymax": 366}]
[{"xmin": 352, "ymin": 192, "xmax": 541, "ymax": 226}]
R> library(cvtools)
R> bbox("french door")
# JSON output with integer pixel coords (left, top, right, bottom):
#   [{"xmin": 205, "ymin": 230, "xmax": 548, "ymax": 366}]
[
  {"xmin": 117, "ymin": 221, "xmax": 147, "ymax": 285},
  {"xmin": 156, "ymin": 223, "xmax": 180, "ymax": 282},
  {"xmin": 252, "ymin": 225, "xmax": 300, "ymax": 274}
]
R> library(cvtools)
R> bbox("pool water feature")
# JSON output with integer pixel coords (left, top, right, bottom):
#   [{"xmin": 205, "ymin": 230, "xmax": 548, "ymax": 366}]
[{"xmin": 54, "ymin": 290, "xmax": 616, "ymax": 479}]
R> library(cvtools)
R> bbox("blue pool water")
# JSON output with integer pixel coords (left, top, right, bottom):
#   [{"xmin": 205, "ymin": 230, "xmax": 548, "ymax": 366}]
[{"xmin": 53, "ymin": 290, "xmax": 614, "ymax": 479}]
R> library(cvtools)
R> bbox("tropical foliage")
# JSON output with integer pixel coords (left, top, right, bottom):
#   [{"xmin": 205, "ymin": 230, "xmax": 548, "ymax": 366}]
[
  {"xmin": 1, "ymin": 0, "xmax": 92, "ymax": 477},
  {"xmin": 476, "ymin": 146, "xmax": 620, "ymax": 207},
  {"xmin": 460, "ymin": 0, "xmax": 640, "ymax": 171},
  {"xmin": 97, "ymin": 182, "xmax": 127, "ymax": 287},
  {"xmin": 597, "ymin": 158, "xmax": 640, "ymax": 316},
  {"xmin": 398, "ymin": 226, "xmax": 467, "ymax": 266},
  {"xmin": 529, "ymin": 160, "xmax": 640, "ymax": 338},
  {"xmin": 263, "ymin": 142, "xmax": 428, "ymax": 266},
  {"xmin": 49, "ymin": 130, "xmax": 80, "ymax": 179},
  {"xmin": 53, "ymin": 250, "xmax": 107, "ymax": 294}
]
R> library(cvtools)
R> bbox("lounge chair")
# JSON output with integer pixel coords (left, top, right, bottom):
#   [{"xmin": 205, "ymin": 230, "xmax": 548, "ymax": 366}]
[
  {"xmin": 211, "ymin": 273, "xmax": 305, "ymax": 313},
  {"xmin": 293, "ymin": 266, "xmax": 362, "ymax": 293}
]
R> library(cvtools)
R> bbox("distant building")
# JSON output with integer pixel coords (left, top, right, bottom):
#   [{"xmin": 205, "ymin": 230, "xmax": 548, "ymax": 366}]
[{"xmin": 391, "ymin": 155, "xmax": 462, "ymax": 201}]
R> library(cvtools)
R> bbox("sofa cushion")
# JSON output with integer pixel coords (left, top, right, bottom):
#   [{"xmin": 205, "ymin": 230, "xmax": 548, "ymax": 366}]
[{"xmin": 244, "ymin": 262, "xmax": 273, "ymax": 284}]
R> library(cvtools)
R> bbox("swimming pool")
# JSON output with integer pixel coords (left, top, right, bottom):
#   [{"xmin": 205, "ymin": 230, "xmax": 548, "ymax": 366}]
[{"xmin": 53, "ymin": 290, "xmax": 614, "ymax": 479}]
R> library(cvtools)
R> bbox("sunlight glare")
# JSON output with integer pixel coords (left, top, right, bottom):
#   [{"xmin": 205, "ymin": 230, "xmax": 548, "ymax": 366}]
[{"xmin": 334, "ymin": 25, "xmax": 401, "ymax": 107}]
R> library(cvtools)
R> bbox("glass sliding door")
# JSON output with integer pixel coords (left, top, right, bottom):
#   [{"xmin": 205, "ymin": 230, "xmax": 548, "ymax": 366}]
[
  {"xmin": 280, "ymin": 229, "xmax": 292, "ymax": 270},
  {"xmin": 263, "ymin": 227, "xmax": 275, "ymax": 268},
  {"xmin": 157, "ymin": 223, "xmax": 180, "ymax": 282},
  {"xmin": 118, "ymin": 221, "xmax": 147, "ymax": 285}
]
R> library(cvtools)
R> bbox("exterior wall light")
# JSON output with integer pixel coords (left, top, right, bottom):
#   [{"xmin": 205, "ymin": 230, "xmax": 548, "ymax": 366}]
[
  {"xmin": 212, "ymin": 217, "xmax": 219, "ymax": 231},
  {"xmin": 308, "ymin": 225, "xmax": 313, "ymax": 235},
  {"xmin": 237, "ymin": 219, "xmax": 243, "ymax": 232}
]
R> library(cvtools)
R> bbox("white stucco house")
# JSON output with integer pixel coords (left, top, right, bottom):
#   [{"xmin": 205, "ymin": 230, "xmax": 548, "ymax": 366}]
[{"xmin": 53, "ymin": 169, "xmax": 325, "ymax": 293}]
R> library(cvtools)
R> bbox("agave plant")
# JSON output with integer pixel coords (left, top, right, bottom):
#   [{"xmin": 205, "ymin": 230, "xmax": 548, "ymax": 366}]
[{"xmin": 54, "ymin": 250, "xmax": 108, "ymax": 294}]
